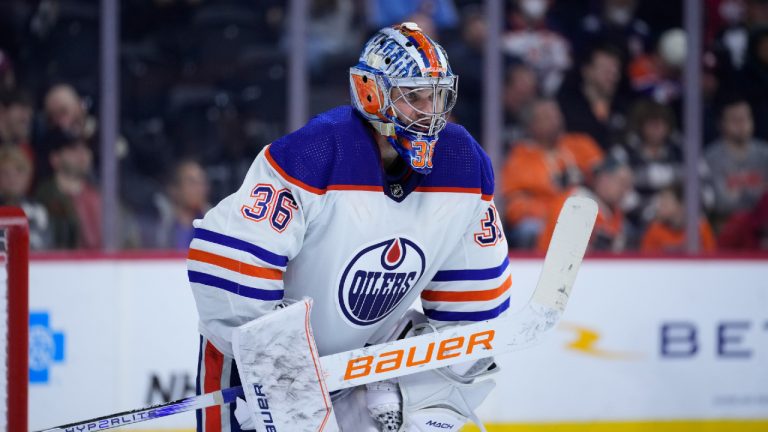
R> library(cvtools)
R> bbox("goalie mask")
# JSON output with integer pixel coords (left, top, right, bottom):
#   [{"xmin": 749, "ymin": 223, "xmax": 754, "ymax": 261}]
[{"xmin": 350, "ymin": 22, "xmax": 458, "ymax": 175}]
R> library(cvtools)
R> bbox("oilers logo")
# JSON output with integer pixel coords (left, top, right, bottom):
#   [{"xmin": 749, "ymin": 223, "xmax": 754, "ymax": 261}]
[{"xmin": 338, "ymin": 237, "xmax": 425, "ymax": 326}]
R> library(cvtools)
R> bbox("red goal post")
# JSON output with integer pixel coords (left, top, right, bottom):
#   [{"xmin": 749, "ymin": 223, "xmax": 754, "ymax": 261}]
[{"xmin": 0, "ymin": 207, "xmax": 28, "ymax": 432}]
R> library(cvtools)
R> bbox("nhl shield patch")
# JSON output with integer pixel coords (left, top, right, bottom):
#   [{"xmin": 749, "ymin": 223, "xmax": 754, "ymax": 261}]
[{"xmin": 337, "ymin": 237, "xmax": 425, "ymax": 326}]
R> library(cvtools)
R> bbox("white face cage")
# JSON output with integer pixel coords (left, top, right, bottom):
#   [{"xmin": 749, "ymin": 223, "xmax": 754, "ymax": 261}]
[{"xmin": 387, "ymin": 76, "xmax": 458, "ymax": 137}]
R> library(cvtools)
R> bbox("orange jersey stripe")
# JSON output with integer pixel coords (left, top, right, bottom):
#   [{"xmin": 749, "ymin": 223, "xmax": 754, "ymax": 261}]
[
  {"xmin": 188, "ymin": 249, "xmax": 283, "ymax": 280},
  {"xmin": 328, "ymin": 184, "xmax": 383, "ymax": 192},
  {"xmin": 264, "ymin": 146, "xmax": 327, "ymax": 195},
  {"xmin": 422, "ymin": 275, "xmax": 511, "ymax": 302},
  {"xmin": 481, "ymin": 194, "xmax": 494, "ymax": 201},
  {"xmin": 415, "ymin": 186, "xmax": 483, "ymax": 194}
]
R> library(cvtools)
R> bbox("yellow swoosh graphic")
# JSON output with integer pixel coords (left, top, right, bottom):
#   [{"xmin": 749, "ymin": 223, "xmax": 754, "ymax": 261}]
[{"xmin": 559, "ymin": 323, "xmax": 643, "ymax": 359}]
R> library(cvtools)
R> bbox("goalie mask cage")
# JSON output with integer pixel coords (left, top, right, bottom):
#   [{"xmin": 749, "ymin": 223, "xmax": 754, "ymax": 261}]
[{"xmin": 0, "ymin": 207, "xmax": 28, "ymax": 432}]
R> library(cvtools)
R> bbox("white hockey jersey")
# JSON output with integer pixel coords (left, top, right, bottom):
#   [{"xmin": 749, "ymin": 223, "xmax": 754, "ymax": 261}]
[{"xmin": 188, "ymin": 106, "xmax": 512, "ymax": 358}]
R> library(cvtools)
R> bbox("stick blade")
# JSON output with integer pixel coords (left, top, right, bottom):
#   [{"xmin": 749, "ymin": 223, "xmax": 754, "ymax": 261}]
[{"xmin": 532, "ymin": 196, "xmax": 598, "ymax": 312}]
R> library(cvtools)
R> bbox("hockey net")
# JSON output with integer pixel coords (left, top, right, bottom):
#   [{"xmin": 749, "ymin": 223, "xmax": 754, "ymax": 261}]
[{"xmin": 0, "ymin": 207, "xmax": 28, "ymax": 432}]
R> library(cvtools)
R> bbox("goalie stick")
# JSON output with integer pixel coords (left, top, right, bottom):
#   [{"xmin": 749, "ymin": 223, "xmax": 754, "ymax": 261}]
[{"xmin": 37, "ymin": 196, "xmax": 597, "ymax": 432}]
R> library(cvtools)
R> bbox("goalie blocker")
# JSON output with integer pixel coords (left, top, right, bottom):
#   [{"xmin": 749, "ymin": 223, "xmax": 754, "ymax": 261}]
[{"xmin": 36, "ymin": 196, "xmax": 597, "ymax": 432}]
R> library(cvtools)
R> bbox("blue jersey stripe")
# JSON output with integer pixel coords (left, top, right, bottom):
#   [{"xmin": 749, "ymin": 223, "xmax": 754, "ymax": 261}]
[
  {"xmin": 193, "ymin": 228, "xmax": 289, "ymax": 268},
  {"xmin": 188, "ymin": 271, "xmax": 284, "ymax": 301},
  {"xmin": 432, "ymin": 257, "xmax": 509, "ymax": 282},
  {"xmin": 423, "ymin": 298, "xmax": 510, "ymax": 322}
]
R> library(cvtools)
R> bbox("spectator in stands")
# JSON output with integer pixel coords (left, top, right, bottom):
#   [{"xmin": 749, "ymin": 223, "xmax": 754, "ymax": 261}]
[
  {"xmin": 709, "ymin": 3, "xmax": 768, "ymax": 140},
  {"xmin": 627, "ymin": 28, "xmax": 685, "ymax": 107},
  {"xmin": 40, "ymin": 83, "xmax": 142, "ymax": 218},
  {"xmin": 502, "ymin": 0, "xmax": 572, "ymax": 95},
  {"xmin": 701, "ymin": 0, "xmax": 750, "ymax": 142},
  {"xmin": 0, "ymin": 49, "xmax": 14, "ymax": 93},
  {"xmin": 503, "ymin": 62, "xmax": 540, "ymax": 146},
  {"xmin": 578, "ymin": 0, "xmax": 651, "ymax": 64},
  {"xmin": 717, "ymin": 190, "xmax": 768, "ymax": 249},
  {"xmin": 587, "ymin": 159, "xmax": 634, "ymax": 252},
  {"xmin": 708, "ymin": 0, "xmax": 750, "ymax": 87},
  {"xmin": 641, "ymin": 185, "xmax": 717, "ymax": 253},
  {"xmin": 447, "ymin": 5, "xmax": 486, "ymax": 139},
  {"xmin": 43, "ymin": 84, "xmax": 95, "ymax": 141},
  {"xmin": 537, "ymin": 158, "xmax": 634, "ymax": 252},
  {"xmin": 35, "ymin": 128, "xmax": 101, "ymax": 250},
  {"xmin": 705, "ymin": 96, "xmax": 768, "ymax": 227},
  {"xmin": 0, "ymin": 145, "xmax": 51, "ymax": 250},
  {"xmin": 0, "ymin": 90, "xmax": 34, "ymax": 166},
  {"xmin": 559, "ymin": 131, "xmax": 606, "ymax": 186},
  {"xmin": 612, "ymin": 99, "xmax": 683, "ymax": 225},
  {"xmin": 558, "ymin": 44, "xmax": 628, "ymax": 150},
  {"xmin": 743, "ymin": 27, "xmax": 768, "ymax": 140},
  {"xmin": 143, "ymin": 158, "xmax": 210, "ymax": 249},
  {"xmin": 307, "ymin": 0, "xmax": 362, "ymax": 76},
  {"xmin": 501, "ymin": 99, "xmax": 602, "ymax": 248},
  {"xmin": 35, "ymin": 84, "xmax": 98, "ymax": 182}
]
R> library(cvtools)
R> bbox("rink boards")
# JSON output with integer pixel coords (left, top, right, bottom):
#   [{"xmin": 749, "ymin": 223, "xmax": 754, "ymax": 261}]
[{"xmin": 28, "ymin": 255, "xmax": 768, "ymax": 431}]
